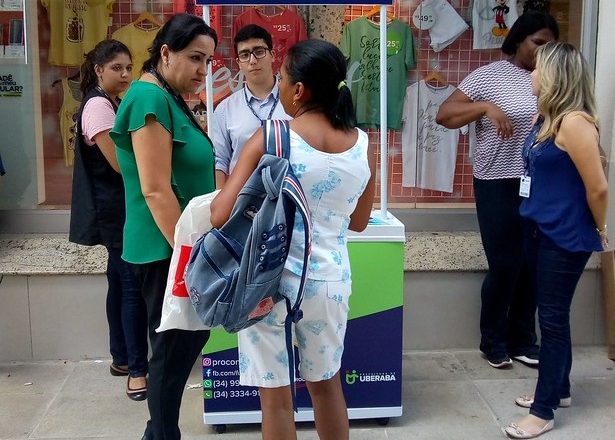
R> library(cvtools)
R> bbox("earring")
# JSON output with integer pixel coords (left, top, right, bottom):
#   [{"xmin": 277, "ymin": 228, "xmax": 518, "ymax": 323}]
[
  {"xmin": 292, "ymin": 100, "xmax": 297, "ymax": 106},
  {"xmin": 165, "ymin": 58, "xmax": 169, "ymax": 67}
]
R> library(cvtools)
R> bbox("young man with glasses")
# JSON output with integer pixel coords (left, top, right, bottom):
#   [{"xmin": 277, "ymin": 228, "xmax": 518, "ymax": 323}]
[{"xmin": 211, "ymin": 24, "xmax": 290, "ymax": 187}]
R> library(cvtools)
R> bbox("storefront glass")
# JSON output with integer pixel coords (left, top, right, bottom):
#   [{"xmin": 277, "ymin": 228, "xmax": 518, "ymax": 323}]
[{"xmin": 0, "ymin": 0, "xmax": 593, "ymax": 210}]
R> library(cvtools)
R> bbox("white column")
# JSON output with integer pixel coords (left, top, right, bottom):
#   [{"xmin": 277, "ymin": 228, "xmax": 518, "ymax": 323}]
[{"xmin": 595, "ymin": 0, "xmax": 615, "ymax": 243}]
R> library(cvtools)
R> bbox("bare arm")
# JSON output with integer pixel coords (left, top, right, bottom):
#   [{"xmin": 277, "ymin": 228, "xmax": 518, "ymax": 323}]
[
  {"xmin": 210, "ymin": 128, "xmax": 264, "ymax": 228},
  {"xmin": 556, "ymin": 113, "xmax": 608, "ymax": 247},
  {"xmin": 436, "ymin": 89, "xmax": 513, "ymax": 139},
  {"xmin": 131, "ymin": 115, "xmax": 181, "ymax": 247},
  {"xmin": 92, "ymin": 129, "xmax": 120, "ymax": 173},
  {"xmin": 215, "ymin": 170, "xmax": 227, "ymax": 189},
  {"xmin": 349, "ymin": 143, "xmax": 377, "ymax": 232}
]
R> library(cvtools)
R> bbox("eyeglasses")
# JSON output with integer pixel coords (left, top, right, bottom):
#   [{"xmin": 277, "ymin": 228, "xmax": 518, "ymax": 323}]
[{"xmin": 237, "ymin": 46, "xmax": 269, "ymax": 63}]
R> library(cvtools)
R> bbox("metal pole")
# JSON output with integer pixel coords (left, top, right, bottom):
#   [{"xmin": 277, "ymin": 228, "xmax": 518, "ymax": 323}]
[
  {"xmin": 202, "ymin": 5, "xmax": 214, "ymax": 136},
  {"xmin": 379, "ymin": 5, "xmax": 388, "ymax": 219}
]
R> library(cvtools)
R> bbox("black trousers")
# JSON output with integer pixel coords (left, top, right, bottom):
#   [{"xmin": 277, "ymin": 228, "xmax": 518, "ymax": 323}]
[
  {"xmin": 133, "ymin": 258, "xmax": 210, "ymax": 440},
  {"xmin": 473, "ymin": 177, "xmax": 539, "ymax": 358}
]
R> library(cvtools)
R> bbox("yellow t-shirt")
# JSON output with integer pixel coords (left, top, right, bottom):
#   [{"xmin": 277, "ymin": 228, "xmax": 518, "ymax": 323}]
[
  {"xmin": 41, "ymin": 0, "xmax": 115, "ymax": 67},
  {"xmin": 58, "ymin": 78, "xmax": 82, "ymax": 167},
  {"xmin": 111, "ymin": 23, "xmax": 158, "ymax": 75}
]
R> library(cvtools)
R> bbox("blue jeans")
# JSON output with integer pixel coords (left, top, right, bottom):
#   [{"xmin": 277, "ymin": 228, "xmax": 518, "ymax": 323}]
[
  {"xmin": 106, "ymin": 248, "xmax": 148, "ymax": 377},
  {"xmin": 474, "ymin": 178, "xmax": 539, "ymax": 358},
  {"xmin": 524, "ymin": 223, "xmax": 590, "ymax": 420}
]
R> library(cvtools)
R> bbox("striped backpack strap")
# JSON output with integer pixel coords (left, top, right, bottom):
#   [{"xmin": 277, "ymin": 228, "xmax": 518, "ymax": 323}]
[
  {"xmin": 263, "ymin": 119, "xmax": 312, "ymax": 411},
  {"xmin": 263, "ymin": 119, "xmax": 291, "ymax": 158}
]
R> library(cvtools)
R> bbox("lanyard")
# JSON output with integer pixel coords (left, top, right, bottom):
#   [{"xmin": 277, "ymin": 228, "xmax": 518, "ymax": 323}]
[
  {"xmin": 147, "ymin": 68, "xmax": 216, "ymax": 182},
  {"xmin": 523, "ymin": 119, "xmax": 544, "ymax": 177},
  {"xmin": 148, "ymin": 68, "xmax": 211, "ymax": 140},
  {"xmin": 243, "ymin": 86, "xmax": 279, "ymax": 124},
  {"xmin": 95, "ymin": 86, "xmax": 119, "ymax": 112}
]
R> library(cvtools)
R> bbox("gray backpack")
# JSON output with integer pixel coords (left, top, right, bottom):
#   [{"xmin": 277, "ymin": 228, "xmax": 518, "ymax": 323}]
[{"xmin": 184, "ymin": 120, "xmax": 311, "ymax": 404}]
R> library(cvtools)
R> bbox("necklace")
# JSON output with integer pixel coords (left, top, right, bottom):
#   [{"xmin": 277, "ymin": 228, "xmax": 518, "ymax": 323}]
[{"xmin": 243, "ymin": 86, "xmax": 279, "ymax": 124}]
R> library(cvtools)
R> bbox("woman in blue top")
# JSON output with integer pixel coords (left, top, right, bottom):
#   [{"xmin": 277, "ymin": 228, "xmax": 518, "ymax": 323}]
[
  {"xmin": 211, "ymin": 39, "xmax": 375, "ymax": 440},
  {"xmin": 504, "ymin": 42, "xmax": 608, "ymax": 439}
]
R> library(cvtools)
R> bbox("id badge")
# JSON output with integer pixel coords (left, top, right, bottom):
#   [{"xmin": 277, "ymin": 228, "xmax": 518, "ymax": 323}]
[{"xmin": 519, "ymin": 176, "xmax": 531, "ymax": 198}]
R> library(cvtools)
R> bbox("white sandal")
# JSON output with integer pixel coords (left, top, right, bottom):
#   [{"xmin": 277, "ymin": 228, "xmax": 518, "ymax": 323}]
[
  {"xmin": 504, "ymin": 419, "xmax": 554, "ymax": 439},
  {"xmin": 515, "ymin": 394, "xmax": 571, "ymax": 408}
]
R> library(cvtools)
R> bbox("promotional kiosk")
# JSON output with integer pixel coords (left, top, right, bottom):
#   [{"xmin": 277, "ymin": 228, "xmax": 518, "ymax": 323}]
[{"xmin": 197, "ymin": 1, "xmax": 404, "ymax": 433}]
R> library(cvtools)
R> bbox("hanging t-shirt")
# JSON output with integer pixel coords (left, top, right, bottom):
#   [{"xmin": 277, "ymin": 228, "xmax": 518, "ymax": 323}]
[
  {"xmin": 423, "ymin": 0, "xmax": 469, "ymax": 52},
  {"xmin": 297, "ymin": 5, "xmax": 346, "ymax": 47},
  {"xmin": 58, "ymin": 77, "xmax": 83, "ymax": 167},
  {"xmin": 233, "ymin": 7, "xmax": 308, "ymax": 73},
  {"xmin": 112, "ymin": 23, "xmax": 158, "ymax": 75},
  {"xmin": 402, "ymin": 81, "xmax": 467, "ymax": 193},
  {"xmin": 341, "ymin": 17, "xmax": 416, "ymax": 130},
  {"xmin": 41, "ymin": 0, "xmax": 115, "ymax": 67},
  {"xmin": 472, "ymin": 0, "xmax": 519, "ymax": 50}
]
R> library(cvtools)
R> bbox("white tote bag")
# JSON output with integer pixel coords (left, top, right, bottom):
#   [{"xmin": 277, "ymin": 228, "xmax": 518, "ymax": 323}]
[{"xmin": 156, "ymin": 190, "xmax": 220, "ymax": 332}]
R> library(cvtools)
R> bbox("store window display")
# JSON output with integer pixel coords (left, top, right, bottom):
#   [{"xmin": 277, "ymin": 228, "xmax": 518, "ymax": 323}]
[
  {"xmin": 232, "ymin": 6, "xmax": 307, "ymax": 74},
  {"xmin": 340, "ymin": 14, "xmax": 416, "ymax": 130},
  {"xmin": 55, "ymin": 75, "xmax": 82, "ymax": 167},
  {"xmin": 111, "ymin": 12, "xmax": 161, "ymax": 75},
  {"xmin": 0, "ymin": 1, "xmax": 592, "ymax": 210},
  {"xmin": 472, "ymin": 0, "xmax": 520, "ymax": 49},
  {"xmin": 41, "ymin": 0, "xmax": 115, "ymax": 67},
  {"xmin": 402, "ymin": 79, "xmax": 468, "ymax": 193}
]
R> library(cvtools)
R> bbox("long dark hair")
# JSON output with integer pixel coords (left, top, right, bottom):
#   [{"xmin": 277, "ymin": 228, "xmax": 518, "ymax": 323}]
[
  {"xmin": 285, "ymin": 39, "xmax": 356, "ymax": 131},
  {"xmin": 142, "ymin": 13, "xmax": 218, "ymax": 73},
  {"xmin": 80, "ymin": 39, "xmax": 131, "ymax": 96}
]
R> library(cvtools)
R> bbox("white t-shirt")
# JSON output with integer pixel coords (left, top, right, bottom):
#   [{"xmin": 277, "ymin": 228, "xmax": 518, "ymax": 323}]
[
  {"xmin": 424, "ymin": 0, "xmax": 469, "ymax": 52},
  {"xmin": 472, "ymin": 0, "xmax": 519, "ymax": 50},
  {"xmin": 402, "ymin": 81, "xmax": 467, "ymax": 193},
  {"xmin": 458, "ymin": 60, "xmax": 536, "ymax": 180}
]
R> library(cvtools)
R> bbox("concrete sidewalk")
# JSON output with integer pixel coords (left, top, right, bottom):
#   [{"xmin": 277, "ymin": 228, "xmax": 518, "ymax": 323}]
[{"xmin": 1, "ymin": 346, "xmax": 614, "ymax": 440}]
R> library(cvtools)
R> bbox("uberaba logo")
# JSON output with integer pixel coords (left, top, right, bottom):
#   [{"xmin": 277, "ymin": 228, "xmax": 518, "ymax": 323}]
[{"xmin": 345, "ymin": 369, "xmax": 396, "ymax": 385}]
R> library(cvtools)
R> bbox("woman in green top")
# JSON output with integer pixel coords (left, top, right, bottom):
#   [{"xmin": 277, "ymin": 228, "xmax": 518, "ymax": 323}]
[{"xmin": 110, "ymin": 14, "xmax": 217, "ymax": 440}]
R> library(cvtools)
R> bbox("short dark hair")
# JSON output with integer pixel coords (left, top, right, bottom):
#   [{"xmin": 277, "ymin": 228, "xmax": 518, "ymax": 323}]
[
  {"xmin": 285, "ymin": 39, "xmax": 356, "ymax": 131},
  {"xmin": 142, "ymin": 13, "xmax": 218, "ymax": 73},
  {"xmin": 233, "ymin": 24, "xmax": 273, "ymax": 55},
  {"xmin": 80, "ymin": 39, "xmax": 131, "ymax": 96},
  {"xmin": 501, "ymin": 10, "xmax": 559, "ymax": 55}
]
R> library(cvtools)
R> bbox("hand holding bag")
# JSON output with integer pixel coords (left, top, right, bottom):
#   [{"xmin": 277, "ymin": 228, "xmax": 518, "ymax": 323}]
[{"xmin": 156, "ymin": 189, "xmax": 220, "ymax": 332}]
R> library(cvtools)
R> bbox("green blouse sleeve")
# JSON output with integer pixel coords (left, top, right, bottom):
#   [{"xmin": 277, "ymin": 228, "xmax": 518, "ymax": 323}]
[{"xmin": 111, "ymin": 81, "xmax": 191, "ymax": 150}]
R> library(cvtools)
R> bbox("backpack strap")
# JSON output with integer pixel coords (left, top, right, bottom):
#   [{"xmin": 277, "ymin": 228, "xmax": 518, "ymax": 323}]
[
  {"xmin": 263, "ymin": 119, "xmax": 291, "ymax": 159},
  {"xmin": 263, "ymin": 118, "xmax": 312, "ymax": 411},
  {"xmin": 282, "ymin": 172, "xmax": 311, "ymax": 412}
]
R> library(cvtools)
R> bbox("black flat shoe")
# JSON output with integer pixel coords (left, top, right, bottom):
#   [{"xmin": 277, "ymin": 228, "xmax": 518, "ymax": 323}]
[
  {"xmin": 110, "ymin": 363, "xmax": 129, "ymax": 376},
  {"xmin": 126, "ymin": 375, "xmax": 147, "ymax": 401}
]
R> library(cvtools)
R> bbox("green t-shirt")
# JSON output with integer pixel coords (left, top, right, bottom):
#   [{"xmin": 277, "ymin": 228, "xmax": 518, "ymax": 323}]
[
  {"xmin": 110, "ymin": 81, "xmax": 215, "ymax": 264},
  {"xmin": 341, "ymin": 17, "xmax": 416, "ymax": 129}
]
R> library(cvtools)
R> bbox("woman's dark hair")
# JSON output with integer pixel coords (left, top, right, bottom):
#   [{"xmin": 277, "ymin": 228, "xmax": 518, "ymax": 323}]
[
  {"xmin": 142, "ymin": 13, "xmax": 218, "ymax": 73},
  {"xmin": 285, "ymin": 39, "xmax": 356, "ymax": 131},
  {"xmin": 501, "ymin": 10, "xmax": 559, "ymax": 55},
  {"xmin": 80, "ymin": 39, "xmax": 131, "ymax": 96},
  {"xmin": 233, "ymin": 24, "xmax": 273, "ymax": 55}
]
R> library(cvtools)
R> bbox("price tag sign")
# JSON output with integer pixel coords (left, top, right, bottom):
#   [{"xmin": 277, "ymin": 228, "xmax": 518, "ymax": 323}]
[{"xmin": 412, "ymin": 2, "xmax": 436, "ymax": 30}]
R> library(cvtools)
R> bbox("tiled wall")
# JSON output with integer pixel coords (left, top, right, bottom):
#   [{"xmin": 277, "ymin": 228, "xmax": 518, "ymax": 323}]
[{"xmin": 37, "ymin": 1, "xmax": 566, "ymax": 207}]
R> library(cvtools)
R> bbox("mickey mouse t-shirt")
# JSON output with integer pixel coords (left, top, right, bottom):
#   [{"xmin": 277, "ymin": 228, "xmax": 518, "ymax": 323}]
[{"xmin": 472, "ymin": 0, "xmax": 520, "ymax": 50}]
